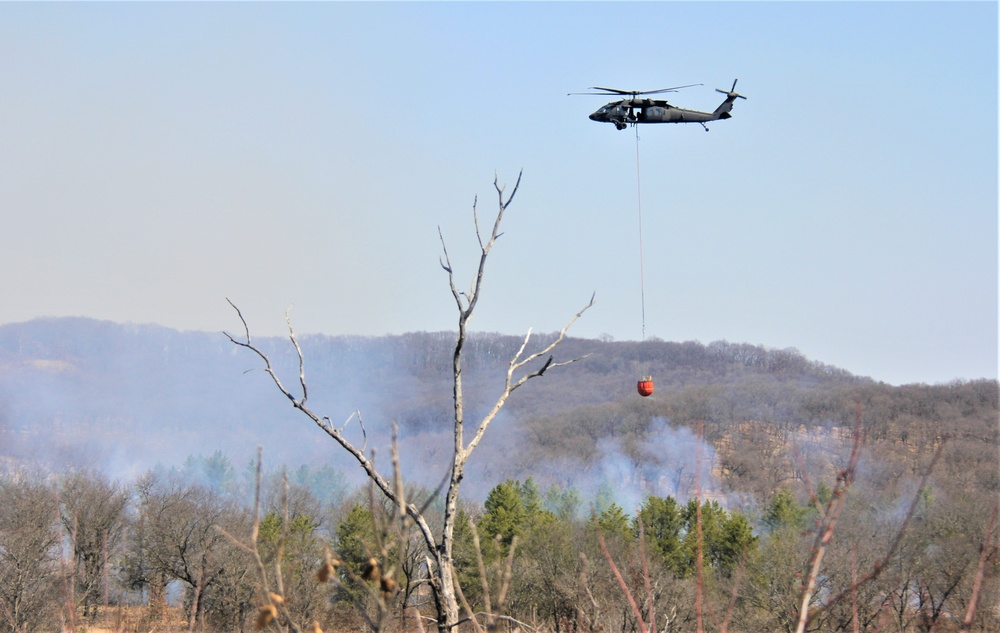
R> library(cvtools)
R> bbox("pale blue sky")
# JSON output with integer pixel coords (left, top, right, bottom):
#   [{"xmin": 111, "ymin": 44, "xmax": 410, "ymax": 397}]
[{"xmin": 0, "ymin": 2, "xmax": 995, "ymax": 385}]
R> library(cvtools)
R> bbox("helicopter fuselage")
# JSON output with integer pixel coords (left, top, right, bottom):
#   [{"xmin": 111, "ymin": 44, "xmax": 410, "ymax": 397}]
[
  {"xmin": 589, "ymin": 88, "xmax": 742, "ymax": 131},
  {"xmin": 590, "ymin": 99, "xmax": 731, "ymax": 129}
]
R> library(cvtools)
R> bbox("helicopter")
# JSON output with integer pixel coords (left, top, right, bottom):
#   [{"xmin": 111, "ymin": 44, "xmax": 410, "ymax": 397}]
[{"xmin": 572, "ymin": 79, "xmax": 747, "ymax": 131}]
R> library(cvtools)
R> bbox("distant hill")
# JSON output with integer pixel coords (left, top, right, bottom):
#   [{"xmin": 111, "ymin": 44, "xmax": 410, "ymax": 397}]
[{"xmin": 0, "ymin": 317, "xmax": 995, "ymax": 507}]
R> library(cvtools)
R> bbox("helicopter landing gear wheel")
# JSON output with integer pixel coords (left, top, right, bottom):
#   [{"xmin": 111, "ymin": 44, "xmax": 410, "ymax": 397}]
[{"xmin": 615, "ymin": 122, "xmax": 627, "ymax": 130}]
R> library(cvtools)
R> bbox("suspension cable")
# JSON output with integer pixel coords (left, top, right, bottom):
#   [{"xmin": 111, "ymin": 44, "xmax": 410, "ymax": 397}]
[{"xmin": 634, "ymin": 125, "xmax": 646, "ymax": 340}]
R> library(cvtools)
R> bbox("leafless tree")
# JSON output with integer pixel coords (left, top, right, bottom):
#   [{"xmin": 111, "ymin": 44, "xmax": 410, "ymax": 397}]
[
  {"xmin": 57, "ymin": 470, "xmax": 130, "ymax": 622},
  {"xmin": 226, "ymin": 172, "xmax": 593, "ymax": 632},
  {"xmin": 133, "ymin": 473, "xmax": 251, "ymax": 630},
  {"xmin": 0, "ymin": 477, "xmax": 61, "ymax": 633}
]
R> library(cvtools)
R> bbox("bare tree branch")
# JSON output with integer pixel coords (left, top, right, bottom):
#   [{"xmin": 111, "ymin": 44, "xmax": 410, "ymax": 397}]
[
  {"xmin": 961, "ymin": 500, "xmax": 1000, "ymax": 631},
  {"xmin": 286, "ymin": 307, "xmax": 308, "ymax": 406}
]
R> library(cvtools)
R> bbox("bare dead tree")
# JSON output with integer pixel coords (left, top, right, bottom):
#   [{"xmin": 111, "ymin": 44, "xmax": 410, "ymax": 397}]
[
  {"xmin": 57, "ymin": 470, "xmax": 129, "ymax": 623},
  {"xmin": 226, "ymin": 172, "xmax": 594, "ymax": 632},
  {"xmin": 0, "ymin": 479, "xmax": 62, "ymax": 633}
]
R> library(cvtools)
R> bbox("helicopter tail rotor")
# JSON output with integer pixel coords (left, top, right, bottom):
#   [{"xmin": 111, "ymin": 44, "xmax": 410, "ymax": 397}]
[
  {"xmin": 715, "ymin": 78, "xmax": 747, "ymax": 100},
  {"xmin": 711, "ymin": 79, "xmax": 747, "ymax": 120}
]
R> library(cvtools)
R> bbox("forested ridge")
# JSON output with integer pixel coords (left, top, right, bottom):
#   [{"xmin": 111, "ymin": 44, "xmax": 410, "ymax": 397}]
[{"xmin": 0, "ymin": 317, "xmax": 996, "ymax": 632}]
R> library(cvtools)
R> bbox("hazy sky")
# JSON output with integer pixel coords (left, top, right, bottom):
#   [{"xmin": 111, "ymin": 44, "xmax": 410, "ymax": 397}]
[{"xmin": 1, "ymin": 2, "xmax": 996, "ymax": 386}]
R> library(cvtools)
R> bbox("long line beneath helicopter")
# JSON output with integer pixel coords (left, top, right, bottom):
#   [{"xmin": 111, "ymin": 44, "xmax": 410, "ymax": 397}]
[{"xmin": 634, "ymin": 125, "xmax": 646, "ymax": 341}]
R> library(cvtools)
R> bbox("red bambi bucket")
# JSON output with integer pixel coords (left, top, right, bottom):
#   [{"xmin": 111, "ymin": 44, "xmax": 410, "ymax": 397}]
[{"xmin": 637, "ymin": 377, "xmax": 654, "ymax": 397}]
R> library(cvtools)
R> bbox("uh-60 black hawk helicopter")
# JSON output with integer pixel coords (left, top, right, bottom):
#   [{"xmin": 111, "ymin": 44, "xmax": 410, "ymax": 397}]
[{"xmin": 572, "ymin": 79, "xmax": 746, "ymax": 131}]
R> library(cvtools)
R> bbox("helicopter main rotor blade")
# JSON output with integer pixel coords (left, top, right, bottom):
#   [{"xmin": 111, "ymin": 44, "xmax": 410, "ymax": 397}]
[
  {"xmin": 572, "ymin": 84, "xmax": 703, "ymax": 97},
  {"xmin": 587, "ymin": 87, "xmax": 635, "ymax": 95},
  {"xmin": 639, "ymin": 84, "xmax": 702, "ymax": 95}
]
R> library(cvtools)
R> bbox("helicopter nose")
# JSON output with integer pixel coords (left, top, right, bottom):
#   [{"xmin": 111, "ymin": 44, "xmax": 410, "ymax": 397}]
[{"xmin": 589, "ymin": 111, "xmax": 602, "ymax": 121}]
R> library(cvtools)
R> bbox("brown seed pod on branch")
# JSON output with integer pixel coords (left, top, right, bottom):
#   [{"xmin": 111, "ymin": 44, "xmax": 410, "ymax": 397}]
[
  {"xmin": 362, "ymin": 557, "xmax": 380, "ymax": 582},
  {"xmin": 380, "ymin": 575, "xmax": 397, "ymax": 598},
  {"xmin": 254, "ymin": 604, "xmax": 278, "ymax": 630}
]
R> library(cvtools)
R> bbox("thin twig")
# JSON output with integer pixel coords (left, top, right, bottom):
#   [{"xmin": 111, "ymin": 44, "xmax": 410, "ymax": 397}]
[
  {"xmin": 451, "ymin": 568, "xmax": 485, "ymax": 633},
  {"xmin": 720, "ymin": 550, "xmax": 748, "ymax": 633},
  {"xmin": 960, "ymin": 500, "xmax": 1000, "ymax": 630},
  {"xmin": 494, "ymin": 534, "xmax": 518, "ymax": 618},
  {"xmin": 695, "ymin": 419, "xmax": 705, "ymax": 633},
  {"xmin": 636, "ymin": 515, "xmax": 656, "ymax": 633},
  {"xmin": 597, "ymin": 528, "xmax": 648, "ymax": 633},
  {"xmin": 794, "ymin": 411, "xmax": 864, "ymax": 633},
  {"xmin": 471, "ymin": 524, "xmax": 493, "ymax": 618}
]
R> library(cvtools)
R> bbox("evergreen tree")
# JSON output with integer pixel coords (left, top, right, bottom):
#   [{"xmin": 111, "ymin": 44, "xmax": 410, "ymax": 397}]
[
  {"xmin": 636, "ymin": 495, "xmax": 685, "ymax": 571},
  {"xmin": 681, "ymin": 499, "xmax": 758, "ymax": 576},
  {"xmin": 637, "ymin": 495, "xmax": 757, "ymax": 577},
  {"xmin": 716, "ymin": 509, "xmax": 756, "ymax": 573},
  {"xmin": 592, "ymin": 502, "xmax": 632, "ymax": 543},
  {"xmin": 763, "ymin": 488, "xmax": 809, "ymax": 532},
  {"xmin": 335, "ymin": 503, "xmax": 377, "ymax": 574},
  {"xmin": 544, "ymin": 483, "xmax": 582, "ymax": 522},
  {"xmin": 450, "ymin": 509, "xmax": 496, "ymax": 611},
  {"xmin": 592, "ymin": 477, "xmax": 616, "ymax": 515},
  {"xmin": 292, "ymin": 463, "xmax": 350, "ymax": 509},
  {"xmin": 480, "ymin": 480, "xmax": 529, "ymax": 550},
  {"xmin": 518, "ymin": 477, "xmax": 543, "ymax": 517}
]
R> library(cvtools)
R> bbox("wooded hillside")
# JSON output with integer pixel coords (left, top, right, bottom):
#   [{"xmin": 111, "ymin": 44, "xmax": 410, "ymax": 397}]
[{"xmin": 3, "ymin": 319, "xmax": 992, "ymax": 506}]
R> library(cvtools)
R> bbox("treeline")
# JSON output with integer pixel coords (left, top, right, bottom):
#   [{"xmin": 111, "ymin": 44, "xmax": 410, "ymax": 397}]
[{"xmin": 1, "ymin": 443, "xmax": 997, "ymax": 632}]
